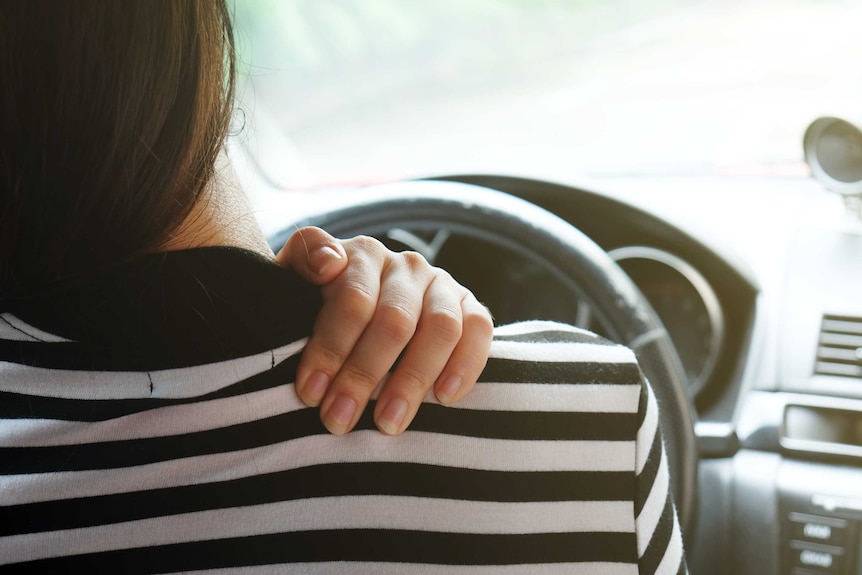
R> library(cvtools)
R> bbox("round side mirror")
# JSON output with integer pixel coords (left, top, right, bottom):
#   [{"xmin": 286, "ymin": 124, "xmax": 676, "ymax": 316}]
[{"xmin": 804, "ymin": 117, "xmax": 862, "ymax": 196}]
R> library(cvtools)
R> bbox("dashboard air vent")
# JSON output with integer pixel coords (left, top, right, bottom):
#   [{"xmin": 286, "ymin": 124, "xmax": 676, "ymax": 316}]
[{"xmin": 815, "ymin": 315, "xmax": 862, "ymax": 379}]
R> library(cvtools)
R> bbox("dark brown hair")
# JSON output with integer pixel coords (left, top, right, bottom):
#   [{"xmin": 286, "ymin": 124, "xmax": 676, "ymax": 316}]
[{"xmin": 0, "ymin": 0, "xmax": 236, "ymax": 294}]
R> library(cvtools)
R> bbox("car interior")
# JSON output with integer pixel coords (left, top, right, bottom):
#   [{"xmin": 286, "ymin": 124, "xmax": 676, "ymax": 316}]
[{"xmin": 229, "ymin": 1, "xmax": 862, "ymax": 573}]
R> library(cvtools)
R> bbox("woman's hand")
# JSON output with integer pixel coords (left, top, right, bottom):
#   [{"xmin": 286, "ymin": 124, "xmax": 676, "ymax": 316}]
[{"xmin": 275, "ymin": 226, "xmax": 493, "ymax": 436}]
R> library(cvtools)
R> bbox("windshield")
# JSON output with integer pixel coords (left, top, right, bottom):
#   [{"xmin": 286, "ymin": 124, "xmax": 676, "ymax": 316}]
[{"xmin": 232, "ymin": 0, "xmax": 862, "ymax": 187}]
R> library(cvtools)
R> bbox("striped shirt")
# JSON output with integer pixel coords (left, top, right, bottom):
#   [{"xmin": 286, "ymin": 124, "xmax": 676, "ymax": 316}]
[{"xmin": 0, "ymin": 247, "xmax": 686, "ymax": 574}]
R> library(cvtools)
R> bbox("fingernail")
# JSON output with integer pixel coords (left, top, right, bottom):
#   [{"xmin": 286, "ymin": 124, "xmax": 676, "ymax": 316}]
[
  {"xmin": 310, "ymin": 245, "xmax": 343, "ymax": 276},
  {"xmin": 325, "ymin": 395, "xmax": 356, "ymax": 434},
  {"xmin": 436, "ymin": 375, "xmax": 462, "ymax": 404},
  {"xmin": 378, "ymin": 398, "xmax": 408, "ymax": 435},
  {"xmin": 301, "ymin": 372, "xmax": 329, "ymax": 406}
]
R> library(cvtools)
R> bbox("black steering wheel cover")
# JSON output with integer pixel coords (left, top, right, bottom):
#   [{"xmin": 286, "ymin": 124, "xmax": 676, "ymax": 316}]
[{"xmin": 271, "ymin": 180, "xmax": 698, "ymax": 534}]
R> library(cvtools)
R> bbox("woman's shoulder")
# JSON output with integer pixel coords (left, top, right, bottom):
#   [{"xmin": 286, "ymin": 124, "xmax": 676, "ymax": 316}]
[
  {"xmin": 492, "ymin": 320, "xmax": 637, "ymax": 360},
  {"xmin": 481, "ymin": 320, "xmax": 642, "ymax": 387}
]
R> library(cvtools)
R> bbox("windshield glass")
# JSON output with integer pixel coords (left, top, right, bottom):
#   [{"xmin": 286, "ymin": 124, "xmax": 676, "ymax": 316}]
[{"xmin": 232, "ymin": 0, "xmax": 862, "ymax": 187}]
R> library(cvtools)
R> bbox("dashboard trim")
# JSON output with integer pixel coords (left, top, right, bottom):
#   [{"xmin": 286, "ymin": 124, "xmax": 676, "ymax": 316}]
[{"xmin": 608, "ymin": 245, "xmax": 726, "ymax": 396}]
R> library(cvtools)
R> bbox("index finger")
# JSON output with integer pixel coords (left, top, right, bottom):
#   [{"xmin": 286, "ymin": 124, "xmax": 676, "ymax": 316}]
[{"xmin": 294, "ymin": 236, "xmax": 385, "ymax": 407}]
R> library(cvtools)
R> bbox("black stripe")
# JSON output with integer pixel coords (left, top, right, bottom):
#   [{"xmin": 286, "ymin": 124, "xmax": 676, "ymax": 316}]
[
  {"xmin": 0, "ymin": 404, "xmax": 636, "ymax": 474},
  {"xmin": 6, "ymin": 530, "xmax": 638, "ymax": 572},
  {"xmin": 0, "ymin": 340, "xmax": 93, "ymax": 369},
  {"xmin": 479, "ymin": 356, "xmax": 641, "ymax": 385},
  {"xmin": 637, "ymin": 378, "xmax": 649, "ymax": 428},
  {"xmin": 0, "ymin": 355, "xmax": 301, "ymax": 421},
  {"xmin": 414, "ymin": 404, "xmax": 636, "ymax": 441},
  {"xmin": 677, "ymin": 557, "xmax": 689, "ymax": 575},
  {"xmin": 1, "ymin": 463, "xmax": 634, "ymax": 536},
  {"xmin": 635, "ymin": 426, "xmax": 663, "ymax": 517},
  {"xmin": 639, "ymin": 490, "xmax": 676, "ymax": 574},
  {"xmin": 0, "ymin": 408, "xmax": 321, "ymax": 474},
  {"xmin": 493, "ymin": 330, "xmax": 613, "ymax": 345},
  {"xmin": 0, "ymin": 337, "xmax": 308, "ymax": 372}
]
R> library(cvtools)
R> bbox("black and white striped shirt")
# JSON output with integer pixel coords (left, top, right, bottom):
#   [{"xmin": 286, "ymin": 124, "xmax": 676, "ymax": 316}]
[{"xmin": 0, "ymin": 247, "xmax": 686, "ymax": 574}]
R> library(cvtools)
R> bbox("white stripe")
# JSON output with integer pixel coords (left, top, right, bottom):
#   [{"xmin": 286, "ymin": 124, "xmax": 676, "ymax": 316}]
[
  {"xmin": 1, "ymin": 432, "xmax": 635, "ymax": 505},
  {"xmin": 0, "ymin": 362, "xmax": 151, "ymax": 399},
  {"xmin": 0, "ymin": 497, "xmax": 634, "ymax": 564},
  {"xmin": 0, "ymin": 313, "xmax": 71, "ymax": 343},
  {"xmin": 1, "ymin": 382, "xmax": 641, "ymax": 447},
  {"xmin": 636, "ymin": 446, "xmax": 670, "ymax": 557},
  {"xmin": 493, "ymin": 320, "xmax": 598, "ymax": 339},
  {"xmin": 636, "ymin": 381, "xmax": 659, "ymax": 474},
  {"xmin": 175, "ymin": 564, "xmax": 638, "ymax": 575},
  {"xmin": 0, "ymin": 384, "xmax": 304, "ymax": 447},
  {"xmin": 489, "ymin": 340, "xmax": 636, "ymax": 364},
  {"xmin": 0, "ymin": 339, "xmax": 306, "ymax": 399},
  {"xmin": 152, "ymin": 338, "xmax": 305, "ymax": 398},
  {"xmin": 451, "ymin": 383, "xmax": 641, "ymax": 414},
  {"xmin": 654, "ymin": 507, "xmax": 685, "ymax": 575}
]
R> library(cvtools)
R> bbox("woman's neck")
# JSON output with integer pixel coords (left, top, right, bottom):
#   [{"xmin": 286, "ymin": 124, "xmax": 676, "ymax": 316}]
[{"xmin": 158, "ymin": 153, "xmax": 274, "ymax": 259}]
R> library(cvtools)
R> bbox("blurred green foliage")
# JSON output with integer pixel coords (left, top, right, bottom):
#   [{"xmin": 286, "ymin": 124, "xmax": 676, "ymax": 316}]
[
  {"xmin": 230, "ymin": 0, "xmax": 703, "ymax": 128},
  {"xmin": 232, "ymin": 0, "xmax": 700, "ymax": 74}
]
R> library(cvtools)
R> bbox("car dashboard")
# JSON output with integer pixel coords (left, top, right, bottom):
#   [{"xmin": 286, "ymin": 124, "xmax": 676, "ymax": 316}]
[
  {"xmin": 453, "ymin": 173, "xmax": 862, "ymax": 575},
  {"xmin": 455, "ymin": 173, "xmax": 862, "ymax": 575}
]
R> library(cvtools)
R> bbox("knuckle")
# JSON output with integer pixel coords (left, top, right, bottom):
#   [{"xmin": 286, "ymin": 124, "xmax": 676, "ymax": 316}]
[
  {"xmin": 314, "ymin": 345, "xmax": 349, "ymax": 369},
  {"xmin": 342, "ymin": 280, "xmax": 376, "ymax": 305},
  {"xmin": 400, "ymin": 250, "xmax": 429, "ymax": 271},
  {"xmin": 375, "ymin": 303, "xmax": 417, "ymax": 343},
  {"xmin": 424, "ymin": 307, "xmax": 463, "ymax": 344},
  {"xmin": 340, "ymin": 364, "xmax": 382, "ymax": 393},
  {"xmin": 336, "ymin": 281, "xmax": 377, "ymax": 325},
  {"xmin": 465, "ymin": 305, "xmax": 494, "ymax": 338},
  {"xmin": 349, "ymin": 235, "xmax": 384, "ymax": 255},
  {"xmin": 393, "ymin": 365, "xmax": 430, "ymax": 395},
  {"xmin": 433, "ymin": 268, "xmax": 456, "ymax": 283}
]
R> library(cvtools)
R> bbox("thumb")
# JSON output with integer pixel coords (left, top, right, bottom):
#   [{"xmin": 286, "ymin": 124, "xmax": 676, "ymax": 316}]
[{"xmin": 274, "ymin": 226, "xmax": 348, "ymax": 285}]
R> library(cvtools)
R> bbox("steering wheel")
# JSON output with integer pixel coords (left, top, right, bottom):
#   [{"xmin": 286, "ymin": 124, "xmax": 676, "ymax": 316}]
[{"xmin": 270, "ymin": 179, "xmax": 698, "ymax": 534}]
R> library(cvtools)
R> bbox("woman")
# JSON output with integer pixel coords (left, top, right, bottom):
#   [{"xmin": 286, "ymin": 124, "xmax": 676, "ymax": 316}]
[{"xmin": 0, "ymin": 2, "xmax": 686, "ymax": 573}]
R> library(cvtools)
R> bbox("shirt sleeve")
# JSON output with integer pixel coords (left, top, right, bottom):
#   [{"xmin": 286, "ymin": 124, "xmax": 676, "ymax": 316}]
[{"xmin": 635, "ymin": 375, "xmax": 689, "ymax": 575}]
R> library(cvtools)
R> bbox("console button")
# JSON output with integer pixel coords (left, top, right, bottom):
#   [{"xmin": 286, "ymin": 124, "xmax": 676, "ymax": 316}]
[
  {"xmin": 789, "ymin": 513, "xmax": 847, "ymax": 547},
  {"xmin": 789, "ymin": 541, "xmax": 844, "ymax": 573}
]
